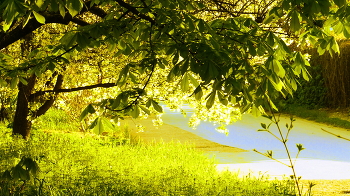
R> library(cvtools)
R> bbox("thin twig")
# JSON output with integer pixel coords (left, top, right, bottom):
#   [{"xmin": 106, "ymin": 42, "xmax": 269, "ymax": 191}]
[{"xmin": 321, "ymin": 128, "xmax": 350, "ymax": 141}]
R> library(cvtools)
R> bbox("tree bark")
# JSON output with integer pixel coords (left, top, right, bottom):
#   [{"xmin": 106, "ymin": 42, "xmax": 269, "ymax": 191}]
[{"xmin": 12, "ymin": 75, "xmax": 36, "ymax": 139}]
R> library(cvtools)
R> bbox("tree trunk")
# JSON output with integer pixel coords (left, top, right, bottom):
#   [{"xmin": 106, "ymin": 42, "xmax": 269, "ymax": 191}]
[
  {"xmin": 12, "ymin": 75, "xmax": 36, "ymax": 139},
  {"xmin": 12, "ymin": 32, "xmax": 35, "ymax": 140}
]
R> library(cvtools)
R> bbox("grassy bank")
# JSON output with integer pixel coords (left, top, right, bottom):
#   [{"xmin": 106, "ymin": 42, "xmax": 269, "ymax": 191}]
[
  {"xmin": 0, "ymin": 123, "xmax": 298, "ymax": 195},
  {"xmin": 280, "ymin": 104, "xmax": 350, "ymax": 129}
]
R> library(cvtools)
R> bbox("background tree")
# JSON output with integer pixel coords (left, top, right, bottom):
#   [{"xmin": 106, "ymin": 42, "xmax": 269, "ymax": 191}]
[{"xmin": 0, "ymin": 0, "xmax": 348, "ymax": 139}]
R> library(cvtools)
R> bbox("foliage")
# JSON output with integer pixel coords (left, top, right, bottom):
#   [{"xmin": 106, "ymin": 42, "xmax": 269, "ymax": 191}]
[
  {"xmin": 281, "ymin": 62, "xmax": 327, "ymax": 109},
  {"xmin": 280, "ymin": 104, "xmax": 350, "ymax": 129},
  {"xmin": 1, "ymin": 0, "xmax": 349, "ymax": 137},
  {"xmin": 312, "ymin": 40, "xmax": 350, "ymax": 108},
  {"xmin": 0, "ymin": 125, "xmax": 297, "ymax": 195},
  {"xmin": 0, "ymin": 87, "xmax": 17, "ymax": 122}
]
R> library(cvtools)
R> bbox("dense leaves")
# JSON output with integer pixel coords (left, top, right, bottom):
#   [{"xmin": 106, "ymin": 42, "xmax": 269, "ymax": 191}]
[{"xmin": 0, "ymin": 0, "xmax": 349, "ymax": 136}]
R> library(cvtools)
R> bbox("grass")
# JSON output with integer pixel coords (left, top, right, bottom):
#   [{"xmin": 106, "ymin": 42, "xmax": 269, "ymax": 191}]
[
  {"xmin": 0, "ymin": 109, "xmax": 299, "ymax": 195},
  {"xmin": 280, "ymin": 104, "xmax": 350, "ymax": 129}
]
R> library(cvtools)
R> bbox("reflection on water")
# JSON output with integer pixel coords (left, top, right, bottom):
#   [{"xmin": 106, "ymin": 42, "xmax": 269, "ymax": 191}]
[{"xmin": 162, "ymin": 104, "xmax": 350, "ymax": 179}]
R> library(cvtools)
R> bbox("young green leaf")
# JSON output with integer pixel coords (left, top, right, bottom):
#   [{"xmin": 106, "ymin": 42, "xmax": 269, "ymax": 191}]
[
  {"xmin": 79, "ymin": 104, "xmax": 96, "ymax": 121},
  {"xmin": 181, "ymin": 73, "xmax": 189, "ymax": 91},
  {"xmin": 10, "ymin": 77, "xmax": 19, "ymax": 89},
  {"xmin": 290, "ymin": 11, "xmax": 300, "ymax": 32},
  {"xmin": 139, "ymin": 105, "xmax": 151, "ymax": 115},
  {"xmin": 152, "ymin": 100, "xmax": 163, "ymax": 113},
  {"xmin": 296, "ymin": 143, "xmax": 305, "ymax": 151},
  {"xmin": 92, "ymin": 117, "xmax": 104, "ymax": 135},
  {"xmin": 59, "ymin": 4, "xmax": 66, "ymax": 17},
  {"xmin": 33, "ymin": 11, "xmax": 45, "ymax": 24},
  {"xmin": 18, "ymin": 77, "xmax": 27, "ymax": 85},
  {"xmin": 197, "ymin": 19, "xmax": 205, "ymax": 32},
  {"xmin": 194, "ymin": 85, "xmax": 203, "ymax": 100},
  {"xmin": 206, "ymin": 91, "xmax": 216, "ymax": 109},
  {"xmin": 101, "ymin": 117, "xmax": 115, "ymax": 130},
  {"xmin": 66, "ymin": 0, "xmax": 83, "ymax": 17},
  {"xmin": 130, "ymin": 105, "xmax": 140, "ymax": 118}
]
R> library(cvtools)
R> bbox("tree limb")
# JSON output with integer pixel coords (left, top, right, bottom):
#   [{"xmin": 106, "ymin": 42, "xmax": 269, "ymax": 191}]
[
  {"xmin": 0, "ymin": 2, "xmax": 107, "ymax": 50},
  {"xmin": 29, "ymin": 82, "xmax": 118, "ymax": 100},
  {"xmin": 32, "ymin": 74, "xmax": 64, "ymax": 118},
  {"xmin": 114, "ymin": 0, "xmax": 155, "ymax": 24}
]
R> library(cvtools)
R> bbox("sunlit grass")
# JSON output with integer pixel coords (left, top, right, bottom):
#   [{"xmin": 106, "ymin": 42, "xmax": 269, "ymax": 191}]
[{"xmin": 0, "ymin": 109, "xmax": 298, "ymax": 195}]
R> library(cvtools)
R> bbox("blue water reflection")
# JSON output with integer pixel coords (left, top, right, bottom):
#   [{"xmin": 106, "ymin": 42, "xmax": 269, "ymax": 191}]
[{"xmin": 162, "ymin": 104, "xmax": 350, "ymax": 164}]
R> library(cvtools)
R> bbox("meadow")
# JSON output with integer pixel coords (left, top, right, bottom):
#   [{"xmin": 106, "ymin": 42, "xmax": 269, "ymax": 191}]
[{"xmin": 0, "ymin": 109, "xmax": 298, "ymax": 195}]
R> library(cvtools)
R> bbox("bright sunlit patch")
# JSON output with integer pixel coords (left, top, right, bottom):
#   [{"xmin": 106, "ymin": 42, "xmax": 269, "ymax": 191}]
[{"xmin": 216, "ymin": 159, "xmax": 350, "ymax": 180}]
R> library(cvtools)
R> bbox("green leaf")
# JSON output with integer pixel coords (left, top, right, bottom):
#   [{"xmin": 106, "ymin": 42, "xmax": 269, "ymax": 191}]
[
  {"xmin": 10, "ymin": 77, "xmax": 18, "ymax": 89},
  {"xmin": 241, "ymin": 102, "xmax": 252, "ymax": 113},
  {"xmin": 261, "ymin": 123, "xmax": 267, "ymax": 129},
  {"xmin": 18, "ymin": 77, "xmax": 27, "ymax": 85},
  {"xmin": 334, "ymin": 0, "xmax": 346, "ymax": 7},
  {"xmin": 139, "ymin": 105, "xmax": 151, "ymax": 115},
  {"xmin": 181, "ymin": 73, "xmax": 189, "ymax": 91},
  {"xmin": 79, "ymin": 104, "xmax": 96, "ymax": 121},
  {"xmin": 36, "ymin": 0, "xmax": 45, "ymax": 8},
  {"xmin": 267, "ymin": 32, "xmax": 274, "ymax": 46},
  {"xmin": 184, "ymin": 14, "xmax": 195, "ymax": 31},
  {"xmin": 91, "ymin": 117, "xmax": 104, "ymax": 135},
  {"xmin": 130, "ymin": 105, "xmax": 140, "ymax": 118},
  {"xmin": 66, "ymin": 0, "xmax": 83, "ymax": 17},
  {"xmin": 188, "ymin": 73, "xmax": 199, "ymax": 87},
  {"xmin": 197, "ymin": 19, "xmax": 205, "ymax": 32},
  {"xmin": 146, "ymin": 99, "xmax": 152, "ymax": 107},
  {"xmin": 194, "ymin": 85, "xmax": 203, "ymax": 100},
  {"xmin": 60, "ymin": 32, "xmax": 77, "ymax": 48},
  {"xmin": 216, "ymin": 90, "xmax": 225, "ymax": 104},
  {"xmin": 330, "ymin": 37, "xmax": 340, "ymax": 54},
  {"xmin": 33, "ymin": 11, "xmax": 45, "ymax": 24},
  {"xmin": 48, "ymin": 62, "xmax": 55, "ymax": 71},
  {"xmin": 101, "ymin": 117, "xmax": 114, "ymax": 130},
  {"xmin": 22, "ymin": 12, "xmax": 32, "ymax": 28},
  {"xmin": 248, "ymin": 41, "xmax": 256, "ymax": 56},
  {"xmin": 291, "ymin": 78, "xmax": 297, "ymax": 91},
  {"xmin": 59, "ymin": 4, "xmax": 66, "ymax": 17},
  {"xmin": 272, "ymin": 59, "xmax": 285, "ymax": 78},
  {"xmin": 76, "ymin": 33, "xmax": 88, "ymax": 49},
  {"xmin": 251, "ymin": 104, "xmax": 261, "ymax": 117},
  {"xmin": 152, "ymin": 100, "xmax": 163, "ymax": 113},
  {"xmin": 0, "ymin": 78, "xmax": 7, "ymax": 87},
  {"xmin": 206, "ymin": 91, "xmax": 216, "ymax": 109},
  {"xmin": 290, "ymin": 11, "xmax": 300, "ymax": 32},
  {"xmin": 267, "ymin": 150, "xmax": 273, "ymax": 158},
  {"xmin": 296, "ymin": 143, "xmax": 305, "ymax": 151}
]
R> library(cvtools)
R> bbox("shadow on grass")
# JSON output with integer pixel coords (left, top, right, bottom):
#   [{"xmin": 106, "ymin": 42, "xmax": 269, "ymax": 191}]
[{"xmin": 281, "ymin": 104, "xmax": 350, "ymax": 129}]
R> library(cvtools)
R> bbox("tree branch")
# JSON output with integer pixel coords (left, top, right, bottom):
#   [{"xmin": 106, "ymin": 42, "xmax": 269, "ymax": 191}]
[
  {"xmin": 0, "ymin": 14, "xmax": 72, "ymax": 50},
  {"xmin": 29, "ymin": 82, "xmax": 118, "ymax": 100},
  {"xmin": 114, "ymin": 0, "xmax": 155, "ymax": 24},
  {"xmin": 32, "ymin": 74, "xmax": 64, "ymax": 118},
  {"xmin": 0, "ymin": 2, "xmax": 107, "ymax": 50}
]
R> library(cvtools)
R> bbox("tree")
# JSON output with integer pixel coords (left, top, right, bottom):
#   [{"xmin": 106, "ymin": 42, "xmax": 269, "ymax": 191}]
[{"xmin": 0, "ymin": 0, "xmax": 347, "ymax": 139}]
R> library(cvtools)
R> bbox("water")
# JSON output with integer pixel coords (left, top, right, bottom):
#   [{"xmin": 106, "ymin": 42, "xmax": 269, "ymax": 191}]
[{"xmin": 162, "ymin": 104, "xmax": 350, "ymax": 179}]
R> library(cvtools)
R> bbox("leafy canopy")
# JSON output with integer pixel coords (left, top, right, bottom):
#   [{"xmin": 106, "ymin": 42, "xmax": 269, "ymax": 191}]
[{"xmin": 0, "ymin": 0, "xmax": 348, "ymax": 132}]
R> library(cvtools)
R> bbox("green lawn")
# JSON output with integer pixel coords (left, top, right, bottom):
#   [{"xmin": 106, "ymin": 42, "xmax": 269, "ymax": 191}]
[{"xmin": 0, "ymin": 123, "xmax": 297, "ymax": 195}]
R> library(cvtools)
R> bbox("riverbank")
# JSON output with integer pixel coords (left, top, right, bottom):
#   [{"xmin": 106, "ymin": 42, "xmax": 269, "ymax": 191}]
[
  {"xmin": 121, "ymin": 115, "xmax": 350, "ymax": 196},
  {"xmin": 120, "ymin": 116, "xmax": 247, "ymax": 153}
]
